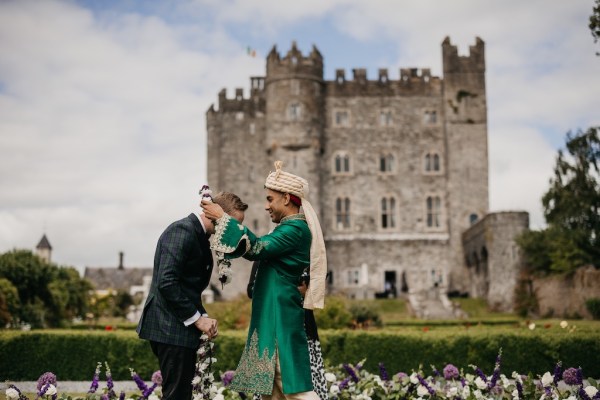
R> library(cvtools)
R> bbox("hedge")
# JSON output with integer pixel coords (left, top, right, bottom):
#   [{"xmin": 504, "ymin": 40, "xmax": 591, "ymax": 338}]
[{"xmin": 1, "ymin": 328, "xmax": 599, "ymax": 381}]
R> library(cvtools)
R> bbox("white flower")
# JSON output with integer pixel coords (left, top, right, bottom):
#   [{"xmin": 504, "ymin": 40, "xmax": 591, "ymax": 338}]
[
  {"xmin": 511, "ymin": 389, "xmax": 519, "ymax": 399},
  {"xmin": 417, "ymin": 385, "xmax": 429, "ymax": 397},
  {"xmin": 410, "ymin": 372, "xmax": 419, "ymax": 384},
  {"xmin": 475, "ymin": 376, "xmax": 487, "ymax": 390},
  {"xmin": 584, "ymin": 386, "xmax": 599, "ymax": 397},
  {"xmin": 462, "ymin": 385, "xmax": 470, "ymax": 398},
  {"xmin": 214, "ymin": 394, "xmax": 225, "ymax": 400},
  {"xmin": 192, "ymin": 376, "xmax": 201, "ymax": 385},
  {"xmin": 541, "ymin": 371, "xmax": 553, "ymax": 386},
  {"xmin": 447, "ymin": 386, "xmax": 458, "ymax": 396},
  {"xmin": 148, "ymin": 395, "xmax": 160, "ymax": 400},
  {"xmin": 539, "ymin": 394, "xmax": 546, "ymax": 400},
  {"xmin": 325, "ymin": 372, "xmax": 336, "ymax": 382},
  {"xmin": 329, "ymin": 384, "xmax": 340, "ymax": 395},
  {"xmin": 512, "ymin": 371, "xmax": 523, "ymax": 384},
  {"xmin": 5, "ymin": 388, "xmax": 19, "ymax": 400},
  {"xmin": 528, "ymin": 323, "xmax": 536, "ymax": 330},
  {"xmin": 473, "ymin": 389, "xmax": 484, "ymax": 400},
  {"xmin": 45, "ymin": 384, "xmax": 57, "ymax": 396},
  {"xmin": 501, "ymin": 374, "xmax": 511, "ymax": 388},
  {"xmin": 560, "ymin": 320, "xmax": 568, "ymax": 329},
  {"xmin": 565, "ymin": 396, "xmax": 576, "ymax": 400}
]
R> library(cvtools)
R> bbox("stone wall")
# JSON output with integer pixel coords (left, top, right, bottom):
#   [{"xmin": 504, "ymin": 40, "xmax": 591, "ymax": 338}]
[{"xmin": 533, "ymin": 266, "xmax": 600, "ymax": 319}]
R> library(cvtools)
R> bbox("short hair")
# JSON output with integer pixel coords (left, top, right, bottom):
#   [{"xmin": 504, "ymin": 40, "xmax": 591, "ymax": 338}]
[{"xmin": 213, "ymin": 191, "xmax": 248, "ymax": 214}]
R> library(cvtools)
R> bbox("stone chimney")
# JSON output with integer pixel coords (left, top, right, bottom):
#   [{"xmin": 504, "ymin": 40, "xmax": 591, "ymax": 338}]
[{"xmin": 118, "ymin": 251, "xmax": 124, "ymax": 270}]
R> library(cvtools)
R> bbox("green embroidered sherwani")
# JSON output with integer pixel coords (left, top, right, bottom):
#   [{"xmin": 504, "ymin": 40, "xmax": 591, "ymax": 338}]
[{"xmin": 211, "ymin": 213, "xmax": 313, "ymax": 395}]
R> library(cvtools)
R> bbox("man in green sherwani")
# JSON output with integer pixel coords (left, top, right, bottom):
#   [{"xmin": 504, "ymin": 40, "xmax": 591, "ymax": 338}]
[{"xmin": 202, "ymin": 161, "xmax": 327, "ymax": 400}]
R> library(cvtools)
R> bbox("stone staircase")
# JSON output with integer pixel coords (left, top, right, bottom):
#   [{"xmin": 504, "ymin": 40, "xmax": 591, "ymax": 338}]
[{"xmin": 408, "ymin": 287, "xmax": 468, "ymax": 319}]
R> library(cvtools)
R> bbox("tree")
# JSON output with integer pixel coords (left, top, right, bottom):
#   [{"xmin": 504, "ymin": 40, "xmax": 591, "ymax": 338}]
[
  {"xmin": 591, "ymin": 0, "xmax": 600, "ymax": 55},
  {"xmin": 0, "ymin": 249, "xmax": 92, "ymax": 328},
  {"xmin": 0, "ymin": 278, "xmax": 20, "ymax": 326},
  {"xmin": 518, "ymin": 127, "xmax": 600, "ymax": 274}
]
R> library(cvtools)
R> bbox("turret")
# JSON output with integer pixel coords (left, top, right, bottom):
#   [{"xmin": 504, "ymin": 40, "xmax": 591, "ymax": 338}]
[{"xmin": 36, "ymin": 234, "xmax": 52, "ymax": 263}]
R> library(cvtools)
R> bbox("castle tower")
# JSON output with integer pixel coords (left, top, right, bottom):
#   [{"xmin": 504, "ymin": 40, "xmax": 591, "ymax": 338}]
[
  {"xmin": 36, "ymin": 234, "xmax": 52, "ymax": 263},
  {"xmin": 264, "ymin": 42, "xmax": 325, "ymax": 215},
  {"xmin": 442, "ymin": 37, "xmax": 489, "ymax": 292}
]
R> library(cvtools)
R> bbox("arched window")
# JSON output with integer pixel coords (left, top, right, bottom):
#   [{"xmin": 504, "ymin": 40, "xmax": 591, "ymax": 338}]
[
  {"xmin": 380, "ymin": 154, "xmax": 394, "ymax": 173},
  {"xmin": 336, "ymin": 197, "xmax": 351, "ymax": 229},
  {"xmin": 426, "ymin": 196, "xmax": 441, "ymax": 228},
  {"xmin": 379, "ymin": 110, "xmax": 392, "ymax": 126},
  {"xmin": 288, "ymin": 103, "xmax": 301, "ymax": 120},
  {"xmin": 425, "ymin": 152, "xmax": 441, "ymax": 172},
  {"xmin": 381, "ymin": 197, "xmax": 396, "ymax": 229},
  {"xmin": 469, "ymin": 213, "xmax": 479, "ymax": 225},
  {"xmin": 334, "ymin": 152, "xmax": 350, "ymax": 174}
]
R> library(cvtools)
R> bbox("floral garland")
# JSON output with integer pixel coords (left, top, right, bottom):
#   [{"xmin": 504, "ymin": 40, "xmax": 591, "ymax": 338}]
[
  {"xmin": 192, "ymin": 333, "xmax": 218, "ymax": 400},
  {"xmin": 200, "ymin": 184, "xmax": 232, "ymax": 288}
]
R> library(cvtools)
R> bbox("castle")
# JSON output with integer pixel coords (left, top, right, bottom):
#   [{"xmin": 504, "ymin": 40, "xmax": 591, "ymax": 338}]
[{"xmin": 207, "ymin": 38, "xmax": 528, "ymax": 314}]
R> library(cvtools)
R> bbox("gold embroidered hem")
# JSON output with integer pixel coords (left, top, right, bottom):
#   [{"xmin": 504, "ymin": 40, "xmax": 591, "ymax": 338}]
[{"xmin": 229, "ymin": 330, "xmax": 276, "ymax": 395}]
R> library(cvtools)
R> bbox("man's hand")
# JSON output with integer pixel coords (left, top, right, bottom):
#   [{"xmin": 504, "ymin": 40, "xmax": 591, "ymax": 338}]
[
  {"xmin": 201, "ymin": 200, "xmax": 225, "ymax": 221},
  {"xmin": 194, "ymin": 316, "xmax": 218, "ymax": 339}
]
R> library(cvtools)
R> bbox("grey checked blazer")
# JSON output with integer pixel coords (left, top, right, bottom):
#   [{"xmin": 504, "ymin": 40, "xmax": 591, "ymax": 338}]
[{"xmin": 136, "ymin": 213, "xmax": 213, "ymax": 349}]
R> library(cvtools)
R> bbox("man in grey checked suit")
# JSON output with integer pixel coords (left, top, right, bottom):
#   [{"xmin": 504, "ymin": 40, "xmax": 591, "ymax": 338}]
[{"xmin": 137, "ymin": 192, "xmax": 247, "ymax": 400}]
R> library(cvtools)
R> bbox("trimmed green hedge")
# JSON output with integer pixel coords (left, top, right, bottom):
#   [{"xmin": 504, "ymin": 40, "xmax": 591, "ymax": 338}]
[{"xmin": 1, "ymin": 328, "xmax": 599, "ymax": 381}]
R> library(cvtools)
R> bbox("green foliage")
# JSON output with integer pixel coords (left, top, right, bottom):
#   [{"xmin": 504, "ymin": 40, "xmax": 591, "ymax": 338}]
[
  {"xmin": 204, "ymin": 295, "xmax": 252, "ymax": 330},
  {"xmin": 513, "ymin": 274, "xmax": 538, "ymax": 318},
  {"xmin": 348, "ymin": 303, "xmax": 383, "ymax": 328},
  {"xmin": 585, "ymin": 298, "xmax": 600, "ymax": 319},
  {"xmin": 0, "ymin": 278, "xmax": 20, "ymax": 325},
  {"xmin": 314, "ymin": 296, "xmax": 352, "ymax": 329},
  {"xmin": 0, "ymin": 249, "xmax": 93, "ymax": 328},
  {"xmin": 591, "ymin": 0, "xmax": 600, "ymax": 54},
  {"xmin": 518, "ymin": 127, "xmax": 600, "ymax": 274},
  {"xmin": 2, "ymin": 328, "xmax": 600, "ymax": 381}
]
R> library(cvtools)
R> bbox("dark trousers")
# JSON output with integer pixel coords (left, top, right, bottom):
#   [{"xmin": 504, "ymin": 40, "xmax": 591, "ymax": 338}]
[{"xmin": 150, "ymin": 341, "xmax": 197, "ymax": 400}]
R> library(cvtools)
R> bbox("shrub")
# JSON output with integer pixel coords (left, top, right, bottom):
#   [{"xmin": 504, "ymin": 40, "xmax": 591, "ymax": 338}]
[
  {"xmin": 314, "ymin": 296, "xmax": 352, "ymax": 329},
  {"xmin": 585, "ymin": 298, "xmax": 600, "ymax": 319},
  {"xmin": 348, "ymin": 304, "xmax": 382, "ymax": 328}
]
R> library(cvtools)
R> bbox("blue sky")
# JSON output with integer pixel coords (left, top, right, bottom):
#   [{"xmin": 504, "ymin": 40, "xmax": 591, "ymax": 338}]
[{"xmin": 0, "ymin": 0, "xmax": 598, "ymax": 270}]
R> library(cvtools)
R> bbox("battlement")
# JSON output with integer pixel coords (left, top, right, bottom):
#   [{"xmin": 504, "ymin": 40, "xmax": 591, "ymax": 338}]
[
  {"xmin": 266, "ymin": 42, "xmax": 323, "ymax": 81},
  {"xmin": 442, "ymin": 36, "xmax": 485, "ymax": 74},
  {"xmin": 207, "ymin": 80, "xmax": 266, "ymax": 115},
  {"xmin": 328, "ymin": 67, "xmax": 440, "ymax": 97}
]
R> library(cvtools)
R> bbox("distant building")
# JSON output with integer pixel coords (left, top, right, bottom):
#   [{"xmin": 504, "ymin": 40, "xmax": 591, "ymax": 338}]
[
  {"xmin": 36, "ymin": 234, "xmax": 52, "ymax": 263},
  {"xmin": 206, "ymin": 38, "xmax": 529, "ymax": 316}
]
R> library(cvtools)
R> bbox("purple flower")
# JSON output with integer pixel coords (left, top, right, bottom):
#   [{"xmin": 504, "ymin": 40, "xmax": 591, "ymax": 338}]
[
  {"xmin": 576, "ymin": 368, "xmax": 584, "ymax": 386},
  {"xmin": 221, "ymin": 370, "xmax": 235, "ymax": 386},
  {"xmin": 488, "ymin": 350, "xmax": 502, "ymax": 389},
  {"xmin": 563, "ymin": 367, "xmax": 579, "ymax": 385},
  {"xmin": 516, "ymin": 380, "xmax": 524, "ymax": 400},
  {"xmin": 142, "ymin": 383, "xmax": 158, "ymax": 398},
  {"xmin": 88, "ymin": 362, "xmax": 102, "ymax": 394},
  {"xmin": 151, "ymin": 370, "xmax": 163, "ymax": 386},
  {"xmin": 9, "ymin": 384, "xmax": 29, "ymax": 400},
  {"xmin": 119, "ymin": 392, "xmax": 125, "ymax": 400},
  {"xmin": 36, "ymin": 372, "xmax": 57, "ymax": 391},
  {"xmin": 443, "ymin": 364, "xmax": 460, "ymax": 380},
  {"xmin": 474, "ymin": 367, "xmax": 488, "ymax": 383},
  {"xmin": 417, "ymin": 374, "xmax": 436, "ymax": 396},
  {"xmin": 130, "ymin": 369, "xmax": 149, "ymax": 392},
  {"xmin": 343, "ymin": 364, "xmax": 359, "ymax": 383},
  {"xmin": 579, "ymin": 386, "xmax": 592, "ymax": 400},
  {"xmin": 105, "ymin": 362, "xmax": 115, "ymax": 398},
  {"xmin": 339, "ymin": 377, "xmax": 350, "ymax": 390},
  {"xmin": 378, "ymin": 363, "xmax": 389, "ymax": 381},
  {"xmin": 553, "ymin": 362, "xmax": 562, "ymax": 386}
]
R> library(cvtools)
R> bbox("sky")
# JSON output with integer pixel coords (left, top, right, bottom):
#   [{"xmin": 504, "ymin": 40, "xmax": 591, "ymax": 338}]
[{"xmin": 0, "ymin": 0, "xmax": 598, "ymax": 272}]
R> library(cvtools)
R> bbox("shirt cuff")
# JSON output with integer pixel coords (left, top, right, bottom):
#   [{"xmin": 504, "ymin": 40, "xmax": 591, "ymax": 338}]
[{"xmin": 184, "ymin": 311, "xmax": 201, "ymax": 326}]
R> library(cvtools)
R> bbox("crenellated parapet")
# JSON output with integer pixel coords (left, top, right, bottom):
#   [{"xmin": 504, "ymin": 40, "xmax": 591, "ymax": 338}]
[
  {"xmin": 266, "ymin": 41, "xmax": 323, "ymax": 82},
  {"xmin": 442, "ymin": 36, "xmax": 485, "ymax": 74},
  {"xmin": 207, "ymin": 78, "xmax": 266, "ymax": 116},
  {"xmin": 327, "ymin": 67, "xmax": 441, "ymax": 97}
]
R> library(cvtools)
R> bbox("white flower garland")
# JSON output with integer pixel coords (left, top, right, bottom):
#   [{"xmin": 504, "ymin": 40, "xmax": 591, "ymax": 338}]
[{"xmin": 192, "ymin": 334, "xmax": 219, "ymax": 400}]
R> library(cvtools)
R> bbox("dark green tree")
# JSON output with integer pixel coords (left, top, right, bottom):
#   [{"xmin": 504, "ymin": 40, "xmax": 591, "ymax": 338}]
[
  {"xmin": 518, "ymin": 127, "xmax": 600, "ymax": 273},
  {"xmin": 0, "ymin": 278, "xmax": 20, "ymax": 326},
  {"xmin": 0, "ymin": 249, "xmax": 92, "ymax": 328},
  {"xmin": 591, "ymin": 0, "xmax": 600, "ymax": 55}
]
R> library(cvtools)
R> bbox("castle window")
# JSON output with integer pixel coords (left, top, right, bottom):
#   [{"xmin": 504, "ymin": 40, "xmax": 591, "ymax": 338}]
[
  {"xmin": 381, "ymin": 197, "xmax": 396, "ymax": 229},
  {"xmin": 333, "ymin": 152, "xmax": 351, "ymax": 174},
  {"xmin": 380, "ymin": 154, "xmax": 394, "ymax": 173},
  {"xmin": 291, "ymin": 80, "xmax": 300, "ymax": 96},
  {"xmin": 469, "ymin": 213, "xmax": 479, "ymax": 225},
  {"xmin": 424, "ymin": 110, "xmax": 437, "ymax": 124},
  {"xmin": 249, "ymin": 123, "xmax": 255, "ymax": 135},
  {"xmin": 426, "ymin": 196, "xmax": 442, "ymax": 228},
  {"xmin": 379, "ymin": 110, "xmax": 393, "ymax": 127},
  {"xmin": 347, "ymin": 269, "xmax": 360, "ymax": 285},
  {"xmin": 335, "ymin": 197, "xmax": 351, "ymax": 229},
  {"xmin": 236, "ymin": 112, "xmax": 244, "ymax": 121},
  {"xmin": 334, "ymin": 110, "xmax": 349, "ymax": 127},
  {"xmin": 288, "ymin": 103, "xmax": 301, "ymax": 120},
  {"xmin": 424, "ymin": 152, "xmax": 441, "ymax": 172}
]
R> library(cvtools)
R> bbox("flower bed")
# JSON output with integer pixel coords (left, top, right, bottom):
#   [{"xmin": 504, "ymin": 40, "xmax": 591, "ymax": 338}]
[{"xmin": 4, "ymin": 348, "xmax": 600, "ymax": 400}]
